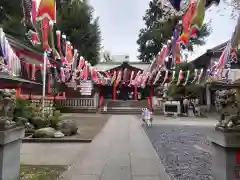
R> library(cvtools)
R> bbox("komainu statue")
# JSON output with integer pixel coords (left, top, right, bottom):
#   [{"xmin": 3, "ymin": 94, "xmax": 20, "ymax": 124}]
[
  {"xmin": 0, "ymin": 89, "xmax": 17, "ymax": 130},
  {"xmin": 215, "ymin": 89, "xmax": 240, "ymax": 128}
]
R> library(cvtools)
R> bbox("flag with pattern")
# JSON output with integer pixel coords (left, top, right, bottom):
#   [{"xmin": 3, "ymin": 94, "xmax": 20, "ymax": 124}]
[{"xmin": 37, "ymin": 0, "xmax": 56, "ymax": 23}]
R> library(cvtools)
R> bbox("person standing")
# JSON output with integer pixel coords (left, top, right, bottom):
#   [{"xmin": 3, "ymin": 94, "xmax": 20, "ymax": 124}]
[
  {"xmin": 183, "ymin": 97, "xmax": 189, "ymax": 116},
  {"xmin": 195, "ymin": 97, "xmax": 200, "ymax": 116},
  {"xmin": 190, "ymin": 98, "xmax": 196, "ymax": 115}
]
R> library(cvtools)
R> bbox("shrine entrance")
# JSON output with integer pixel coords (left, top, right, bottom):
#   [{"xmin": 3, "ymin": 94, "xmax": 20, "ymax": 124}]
[
  {"xmin": 100, "ymin": 85, "xmax": 151, "ymax": 101},
  {"xmin": 116, "ymin": 85, "xmax": 134, "ymax": 100}
]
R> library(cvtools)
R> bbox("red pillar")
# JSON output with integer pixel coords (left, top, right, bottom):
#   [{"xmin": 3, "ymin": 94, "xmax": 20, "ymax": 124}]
[
  {"xmin": 149, "ymin": 86, "xmax": 153, "ymax": 110},
  {"xmin": 15, "ymin": 87, "xmax": 21, "ymax": 97},
  {"xmin": 98, "ymin": 87, "xmax": 102, "ymax": 107},
  {"xmin": 47, "ymin": 74, "xmax": 51, "ymax": 95},
  {"xmin": 113, "ymin": 84, "xmax": 116, "ymax": 100},
  {"xmin": 150, "ymin": 86, "xmax": 153, "ymax": 98},
  {"xmin": 134, "ymin": 86, "xmax": 137, "ymax": 100}
]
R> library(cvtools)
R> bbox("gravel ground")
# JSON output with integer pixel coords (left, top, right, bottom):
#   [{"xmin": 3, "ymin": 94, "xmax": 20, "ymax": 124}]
[{"xmin": 145, "ymin": 125, "xmax": 213, "ymax": 180}]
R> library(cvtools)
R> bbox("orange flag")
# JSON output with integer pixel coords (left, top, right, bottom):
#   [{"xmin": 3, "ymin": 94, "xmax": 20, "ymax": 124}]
[{"xmin": 37, "ymin": 0, "xmax": 56, "ymax": 23}]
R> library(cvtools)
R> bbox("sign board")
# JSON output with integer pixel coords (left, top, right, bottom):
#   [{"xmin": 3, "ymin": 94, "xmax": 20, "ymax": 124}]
[
  {"xmin": 78, "ymin": 80, "xmax": 93, "ymax": 95},
  {"xmin": 65, "ymin": 80, "xmax": 93, "ymax": 95},
  {"xmin": 163, "ymin": 101, "xmax": 181, "ymax": 116},
  {"xmin": 66, "ymin": 81, "xmax": 77, "ymax": 88}
]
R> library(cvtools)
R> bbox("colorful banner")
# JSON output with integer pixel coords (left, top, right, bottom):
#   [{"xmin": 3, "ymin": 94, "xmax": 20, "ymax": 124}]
[
  {"xmin": 41, "ymin": 17, "xmax": 50, "ymax": 50},
  {"xmin": 111, "ymin": 71, "xmax": 117, "ymax": 85},
  {"xmin": 183, "ymin": 70, "xmax": 190, "ymax": 86},
  {"xmin": 65, "ymin": 41, "xmax": 73, "ymax": 64},
  {"xmin": 176, "ymin": 70, "xmax": 183, "ymax": 85},
  {"xmin": 191, "ymin": 0, "xmax": 206, "ymax": 30},
  {"xmin": 78, "ymin": 56, "xmax": 85, "ymax": 70},
  {"xmin": 161, "ymin": 70, "xmax": 168, "ymax": 86},
  {"xmin": 157, "ymin": 45, "xmax": 168, "ymax": 66},
  {"xmin": 37, "ymin": 0, "xmax": 56, "ymax": 23},
  {"xmin": 153, "ymin": 71, "xmax": 162, "ymax": 85}
]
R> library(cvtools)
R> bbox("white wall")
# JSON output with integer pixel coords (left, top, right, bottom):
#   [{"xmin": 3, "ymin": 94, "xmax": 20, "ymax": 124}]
[{"xmin": 221, "ymin": 69, "xmax": 240, "ymax": 82}]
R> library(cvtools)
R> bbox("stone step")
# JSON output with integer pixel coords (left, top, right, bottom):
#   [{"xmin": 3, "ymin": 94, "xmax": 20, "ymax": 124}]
[
  {"xmin": 100, "ymin": 107, "xmax": 143, "ymax": 115},
  {"xmin": 153, "ymin": 107, "xmax": 164, "ymax": 115},
  {"xmin": 107, "ymin": 100, "xmax": 148, "ymax": 108}
]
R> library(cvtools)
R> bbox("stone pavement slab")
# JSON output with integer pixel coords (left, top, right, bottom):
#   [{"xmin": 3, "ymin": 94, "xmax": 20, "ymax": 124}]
[
  {"xmin": 152, "ymin": 116, "xmax": 216, "ymax": 126},
  {"xmin": 60, "ymin": 115, "xmax": 170, "ymax": 180},
  {"xmin": 21, "ymin": 143, "xmax": 86, "ymax": 166}
]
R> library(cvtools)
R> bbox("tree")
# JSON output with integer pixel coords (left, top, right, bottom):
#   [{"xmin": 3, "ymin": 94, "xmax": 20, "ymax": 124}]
[
  {"xmin": 0, "ymin": 0, "xmax": 26, "ymax": 39},
  {"xmin": 0, "ymin": 0, "xmax": 101, "ymax": 65},
  {"xmin": 137, "ymin": 0, "xmax": 211, "ymax": 63},
  {"xmin": 57, "ymin": 0, "xmax": 101, "ymax": 65}
]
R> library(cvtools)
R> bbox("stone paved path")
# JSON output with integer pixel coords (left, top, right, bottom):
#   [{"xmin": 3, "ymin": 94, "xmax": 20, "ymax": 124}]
[
  {"xmin": 21, "ymin": 143, "xmax": 86, "ymax": 166},
  {"xmin": 60, "ymin": 115, "xmax": 169, "ymax": 180}
]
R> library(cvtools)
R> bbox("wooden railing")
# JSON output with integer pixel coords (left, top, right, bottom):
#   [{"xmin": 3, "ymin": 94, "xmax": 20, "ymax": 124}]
[{"xmin": 57, "ymin": 98, "xmax": 97, "ymax": 109}]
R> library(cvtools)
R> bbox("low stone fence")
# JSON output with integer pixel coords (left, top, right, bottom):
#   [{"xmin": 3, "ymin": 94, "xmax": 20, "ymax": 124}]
[
  {"xmin": 56, "ymin": 98, "xmax": 98, "ymax": 113},
  {"xmin": 20, "ymin": 95, "xmax": 98, "ymax": 113}
]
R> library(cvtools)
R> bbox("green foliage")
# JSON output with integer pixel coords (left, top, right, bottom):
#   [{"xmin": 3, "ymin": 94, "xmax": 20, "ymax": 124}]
[
  {"xmin": 0, "ymin": 0, "xmax": 26, "ymax": 40},
  {"xmin": 185, "ymin": 84, "xmax": 205, "ymax": 97},
  {"xmin": 20, "ymin": 165, "xmax": 64, "ymax": 180},
  {"xmin": 13, "ymin": 98, "xmax": 63, "ymax": 132},
  {"xmin": 56, "ymin": 0, "xmax": 101, "ymax": 65},
  {"xmin": 13, "ymin": 98, "xmax": 32, "ymax": 120},
  {"xmin": 167, "ymin": 84, "xmax": 185, "ymax": 100},
  {"xmin": 48, "ymin": 110, "xmax": 62, "ymax": 129},
  {"xmin": 137, "ymin": 0, "xmax": 211, "ymax": 62}
]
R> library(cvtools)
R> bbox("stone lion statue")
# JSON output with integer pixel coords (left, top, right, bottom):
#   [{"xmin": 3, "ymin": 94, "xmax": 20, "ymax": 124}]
[
  {"xmin": 215, "ymin": 89, "xmax": 240, "ymax": 128},
  {"xmin": 0, "ymin": 89, "xmax": 17, "ymax": 129}
]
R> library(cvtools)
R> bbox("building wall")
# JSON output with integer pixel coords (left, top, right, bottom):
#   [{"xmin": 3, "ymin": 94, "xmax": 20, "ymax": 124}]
[{"xmin": 222, "ymin": 69, "xmax": 240, "ymax": 81}]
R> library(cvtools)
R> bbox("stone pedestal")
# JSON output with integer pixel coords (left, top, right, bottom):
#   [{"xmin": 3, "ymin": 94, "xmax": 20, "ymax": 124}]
[
  {"xmin": 208, "ymin": 128, "xmax": 240, "ymax": 180},
  {"xmin": 0, "ymin": 127, "xmax": 24, "ymax": 180}
]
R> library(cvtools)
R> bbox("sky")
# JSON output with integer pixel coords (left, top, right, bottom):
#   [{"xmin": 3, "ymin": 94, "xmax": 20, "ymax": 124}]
[{"xmin": 89, "ymin": 0, "xmax": 238, "ymax": 62}]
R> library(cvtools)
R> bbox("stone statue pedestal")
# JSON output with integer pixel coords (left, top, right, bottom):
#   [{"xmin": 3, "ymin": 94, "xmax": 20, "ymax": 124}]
[
  {"xmin": 208, "ymin": 127, "xmax": 240, "ymax": 180},
  {"xmin": 0, "ymin": 127, "xmax": 24, "ymax": 180}
]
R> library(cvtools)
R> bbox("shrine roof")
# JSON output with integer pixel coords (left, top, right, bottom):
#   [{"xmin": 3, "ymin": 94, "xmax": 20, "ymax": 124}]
[
  {"xmin": 6, "ymin": 34, "xmax": 61, "ymax": 66},
  {"xmin": 6, "ymin": 34, "xmax": 43, "ymax": 56},
  {"xmin": 94, "ymin": 61, "xmax": 150, "ymax": 71},
  {"xmin": 190, "ymin": 41, "xmax": 228, "ymax": 68},
  {"xmin": 0, "ymin": 72, "xmax": 42, "ymax": 85},
  {"xmin": 207, "ymin": 41, "xmax": 228, "ymax": 54}
]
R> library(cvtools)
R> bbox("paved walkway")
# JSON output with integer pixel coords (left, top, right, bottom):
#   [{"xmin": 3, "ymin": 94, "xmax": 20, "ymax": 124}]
[
  {"xmin": 21, "ymin": 143, "xmax": 86, "ymax": 166},
  {"xmin": 153, "ymin": 116, "xmax": 216, "ymax": 127},
  {"xmin": 61, "ymin": 115, "xmax": 169, "ymax": 180}
]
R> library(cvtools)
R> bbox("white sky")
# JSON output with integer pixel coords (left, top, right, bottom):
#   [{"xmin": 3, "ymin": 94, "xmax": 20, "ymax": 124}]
[{"xmin": 89, "ymin": 0, "xmax": 238, "ymax": 61}]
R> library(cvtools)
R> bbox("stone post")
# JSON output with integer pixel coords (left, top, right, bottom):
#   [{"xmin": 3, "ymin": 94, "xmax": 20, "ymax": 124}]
[
  {"xmin": 0, "ymin": 127, "xmax": 25, "ymax": 180},
  {"xmin": 208, "ymin": 128, "xmax": 240, "ymax": 180}
]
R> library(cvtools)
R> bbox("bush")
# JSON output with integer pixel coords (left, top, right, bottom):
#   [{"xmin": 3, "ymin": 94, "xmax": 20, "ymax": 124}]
[
  {"xmin": 48, "ymin": 110, "xmax": 62, "ymax": 129},
  {"xmin": 13, "ymin": 98, "xmax": 32, "ymax": 119}
]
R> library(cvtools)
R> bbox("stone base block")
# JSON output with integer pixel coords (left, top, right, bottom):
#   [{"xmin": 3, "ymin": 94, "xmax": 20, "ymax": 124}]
[
  {"xmin": 208, "ymin": 128, "xmax": 240, "ymax": 180},
  {"xmin": 0, "ymin": 127, "xmax": 24, "ymax": 180}
]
